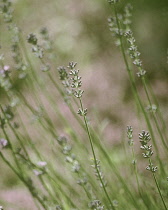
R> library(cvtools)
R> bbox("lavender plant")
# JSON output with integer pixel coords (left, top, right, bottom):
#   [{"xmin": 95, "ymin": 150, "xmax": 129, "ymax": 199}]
[
  {"xmin": 58, "ymin": 62, "xmax": 115, "ymax": 210},
  {"xmin": 0, "ymin": 0, "xmax": 168, "ymax": 209},
  {"xmin": 139, "ymin": 130, "xmax": 167, "ymax": 210},
  {"xmin": 107, "ymin": 1, "xmax": 168, "ymax": 171}
]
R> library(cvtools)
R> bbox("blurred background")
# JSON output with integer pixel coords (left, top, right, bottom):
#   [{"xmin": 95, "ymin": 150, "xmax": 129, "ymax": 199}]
[{"xmin": 0, "ymin": 0, "xmax": 168, "ymax": 209}]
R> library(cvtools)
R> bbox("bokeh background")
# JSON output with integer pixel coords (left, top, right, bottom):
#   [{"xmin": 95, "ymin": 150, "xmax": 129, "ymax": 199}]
[{"xmin": 0, "ymin": 0, "xmax": 168, "ymax": 209}]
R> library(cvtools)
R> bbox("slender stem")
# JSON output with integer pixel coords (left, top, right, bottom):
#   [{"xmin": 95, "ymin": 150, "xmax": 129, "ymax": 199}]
[
  {"xmin": 39, "ymin": 176, "xmax": 58, "ymax": 203},
  {"xmin": 77, "ymin": 173, "xmax": 91, "ymax": 200},
  {"xmin": 79, "ymin": 98, "xmax": 115, "ymax": 209},
  {"xmin": 112, "ymin": 4, "xmax": 163, "ymax": 160},
  {"xmin": 131, "ymin": 147, "xmax": 141, "ymax": 195},
  {"xmin": 149, "ymin": 159, "xmax": 168, "ymax": 210},
  {"xmin": 92, "ymin": 131, "xmax": 140, "ymax": 208},
  {"xmin": 114, "ymin": 3, "xmax": 167, "ymax": 152}
]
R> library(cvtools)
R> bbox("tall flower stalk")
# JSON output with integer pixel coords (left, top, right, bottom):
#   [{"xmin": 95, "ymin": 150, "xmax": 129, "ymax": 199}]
[
  {"xmin": 107, "ymin": 1, "xmax": 168, "ymax": 164},
  {"xmin": 58, "ymin": 62, "xmax": 115, "ymax": 209},
  {"xmin": 139, "ymin": 130, "xmax": 168, "ymax": 210}
]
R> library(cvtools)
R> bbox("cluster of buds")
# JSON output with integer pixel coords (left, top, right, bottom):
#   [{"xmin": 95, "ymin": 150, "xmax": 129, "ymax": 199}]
[
  {"xmin": 91, "ymin": 159, "xmax": 107, "ymax": 188},
  {"xmin": 40, "ymin": 63, "xmax": 50, "ymax": 72},
  {"xmin": 127, "ymin": 125, "xmax": 134, "ymax": 146},
  {"xmin": 107, "ymin": 0, "xmax": 119, "ymax": 4},
  {"xmin": 108, "ymin": 16, "xmax": 124, "ymax": 38},
  {"xmin": 146, "ymin": 163, "xmax": 158, "ymax": 173},
  {"xmin": 127, "ymin": 126, "xmax": 137, "ymax": 165},
  {"xmin": 77, "ymin": 108, "xmax": 87, "ymax": 117},
  {"xmin": 40, "ymin": 27, "xmax": 54, "ymax": 59},
  {"xmin": 3, "ymin": 105, "xmax": 14, "ymax": 120},
  {"xmin": 146, "ymin": 104, "xmax": 157, "ymax": 113},
  {"xmin": 56, "ymin": 205, "xmax": 62, "ymax": 210},
  {"xmin": 108, "ymin": 4, "xmax": 133, "ymax": 47},
  {"xmin": 141, "ymin": 144, "xmax": 154, "ymax": 158},
  {"xmin": 57, "ymin": 135, "xmax": 81, "ymax": 173},
  {"xmin": 77, "ymin": 174, "xmax": 88, "ymax": 186},
  {"xmin": 0, "ymin": 63, "xmax": 12, "ymax": 91},
  {"xmin": 58, "ymin": 62, "xmax": 87, "ymax": 116},
  {"xmin": 27, "ymin": 33, "xmax": 50, "ymax": 73},
  {"xmin": 0, "ymin": 65, "xmax": 10, "ymax": 78},
  {"xmin": 58, "ymin": 66, "xmax": 69, "ymax": 82},
  {"xmin": 27, "ymin": 33, "xmax": 38, "ymax": 45},
  {"xmin": 139, "ymin": 130, "xmax": 151, "ymax": 146},
  {"xmin": 0, "ymin": 105, "xmax": 15, "ymax": 130},
  {"xmin": 88, "ymin": 200, "xmax": 104, "ymax": 210},
  {"xmin": 123, "ymin": 4, "xmax": 133, "ymax": 26},
  {"xmin": 57, "ymin": 136, "xmax": 88, "ymax": 185},
  {"xmin": 139, "ymin": 130, "xmax": 157, "ymax": 172},
  {"xmin": 33, "ymin": 161, "xmax": 47, "ymax": 176},
  {"xmin": 0, "ymin": 0, "xmax": 13, "ymax": 22},
  {"xmin": 74, "ymin": 89, "xmax": 84, "ymax": 98},
  {"xmin": 10, "ymin": 25, "xmax": 28, "ymax": 79},
  {"xmin": 31, "ymin": 45, "xmax": 44, "ymax": 59},
  {"xmin": 58, "ymin": 63, "xmax": 81, "ymax": 96},
  {"xmin": 57, "ymin": 135, "xmax": 72, "ymax": 154},
  {"xmin": 125, "ymin": 30, "xmax": 146, "ymax": 77},
  {"xmin": 67, "ymin": 62, "xmax": 84, "ymax": 99},
  {"xmin": 67, "ymin": 157, "xmax": 81, "ymax": 173},
  {"xmin": 27, "ymin": 33, "xmax": 44, "ymax": 59}
]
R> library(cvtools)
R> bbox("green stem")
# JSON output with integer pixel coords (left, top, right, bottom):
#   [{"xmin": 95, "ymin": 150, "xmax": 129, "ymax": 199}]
[
  {"xmin": 79, "ymin": 98, "xmax": 115, "ymax": 210},
  {"xmin": 149, "ymin": 159, "xmax": 168, "ymax": 210},
  {"xmin": 112, "ymin": 4, "xmax": 163, "ymax": 160},
  {"xmin": 77, "ymin": 173, "xmax": 91, "ymax": 200},
  {"xmin": 131, "ymin": 147, "xmax": 141, "ymax": 195},
  {"xmin": 92, "ymin": 131, "xmax": 141, "ymax": 208}
]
